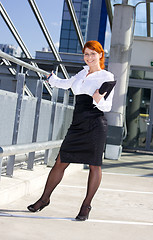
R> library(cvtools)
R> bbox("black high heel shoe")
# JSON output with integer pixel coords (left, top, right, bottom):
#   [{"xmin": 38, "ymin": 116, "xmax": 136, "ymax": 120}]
[
  {"xmin": 27, "ymin": 200, "xmax": 50, "ymax": 212},
  {"xmin": 75, "ymin": 205, "xmax": 92, "ymax": 221}
]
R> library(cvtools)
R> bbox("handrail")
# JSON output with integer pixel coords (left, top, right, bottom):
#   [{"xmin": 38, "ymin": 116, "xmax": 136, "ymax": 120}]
[
  {"xmin": 0, "ymin": 140, "xmax": 62, "ymax": 158},
  {"xmin": 0, "ymin": 140, "xmax": 63, "ymax": 178},
  {"xmin": 0, "ymin": 50, "xmax": 50, "ymax": 76}
]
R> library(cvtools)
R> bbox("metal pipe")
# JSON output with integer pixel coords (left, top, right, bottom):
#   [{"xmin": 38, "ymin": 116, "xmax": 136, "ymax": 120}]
[
  {"xmin": 0, "ymin": 50, "xmax": 49, "ymax": 75},
  {"xmin": 105, "ymin": 0, "xmax": 113, "ymax": 31},
  {"xmin": 0, "ymin": 2, "xmax": 33, "ymax": 59},
  {"xmin": 28, "ymin": 0, "xmax": 69, "ymax": 79},
  {"xmin": 146, "ymin": 1, "xmax": 151, "ymax": 37},
  {"xmin": 0, "ymin": 140, "xmax": 62, "ymax": 158},
  {"xmin": 0, "ymin": 2, "xmax": 41, "ymax": 80}
]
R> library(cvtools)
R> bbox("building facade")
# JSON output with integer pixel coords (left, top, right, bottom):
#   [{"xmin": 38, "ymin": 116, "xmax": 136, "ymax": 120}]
[
  {"xmin": 59, "ymin": 0, "xmax": 108, "ymax": 53},
  {"xmin": 59, "ymin": 0, "xmax": 91, "ymax": 53},
  {"xmin": 0, "ymin": 44, "xmax": 22, "ymax": 57}
]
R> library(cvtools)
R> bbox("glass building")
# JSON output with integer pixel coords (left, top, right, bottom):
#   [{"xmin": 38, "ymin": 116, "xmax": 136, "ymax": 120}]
[
  {"xmin": 59, "ymin": 0, "xmax": 108, "ymax": 53},
  {"xmin": 59, "ymin": 0, "xmax": 91, "ymax": 53}
]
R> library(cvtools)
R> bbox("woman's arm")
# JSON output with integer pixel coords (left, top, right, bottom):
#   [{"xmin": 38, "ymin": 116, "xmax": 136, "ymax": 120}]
[
  {"xmin": 48, "ymin": 72, "xmax": 77, "ymax": 90},
  {"xmin": 92, "ymin": 88, "xmax": 114, "ymax": 112}
]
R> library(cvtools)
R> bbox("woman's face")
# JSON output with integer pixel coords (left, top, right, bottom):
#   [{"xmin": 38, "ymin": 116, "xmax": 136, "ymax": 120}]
[{"xmin": 83, "ymin": 47, "xmax": 102, "ymax": 68}]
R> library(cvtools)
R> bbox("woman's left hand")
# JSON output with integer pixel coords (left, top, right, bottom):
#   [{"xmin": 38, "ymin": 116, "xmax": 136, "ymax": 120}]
[{"xmin": 92, "ymin": 89, "xmax": 107, "ymax": 104}]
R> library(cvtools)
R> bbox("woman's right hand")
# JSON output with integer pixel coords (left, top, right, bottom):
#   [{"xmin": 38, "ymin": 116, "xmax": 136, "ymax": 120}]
[{"xmin": 46, "ymin": 70, "xmax": 54, "ymax": 80}]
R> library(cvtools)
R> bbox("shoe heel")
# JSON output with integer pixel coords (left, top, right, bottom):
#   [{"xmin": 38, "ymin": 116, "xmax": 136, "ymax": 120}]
[{"xmin": 75, "ymin": 205, "xmax": 91, "ymax": 221}]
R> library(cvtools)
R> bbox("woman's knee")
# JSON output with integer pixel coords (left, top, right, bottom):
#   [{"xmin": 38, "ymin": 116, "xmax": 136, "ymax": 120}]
[
  {"xmin": 54, "ymin": 154, "xmax": 69, "ymax": 171},
  {"xmin": 89, "ymin": 165, "xmax": 101, "ymax": 172}
]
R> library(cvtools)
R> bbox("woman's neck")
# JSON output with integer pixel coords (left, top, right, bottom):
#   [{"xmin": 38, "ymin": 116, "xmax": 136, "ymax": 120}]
[{"xmin": 88, "ymin": 66, "xmax": 101, "ymax": 74}]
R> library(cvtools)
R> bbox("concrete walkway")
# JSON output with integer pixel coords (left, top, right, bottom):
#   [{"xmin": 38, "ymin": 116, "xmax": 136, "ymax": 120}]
[{"xmin": 0, "ymin": 152, "xmax": 153, "ymax": 240}]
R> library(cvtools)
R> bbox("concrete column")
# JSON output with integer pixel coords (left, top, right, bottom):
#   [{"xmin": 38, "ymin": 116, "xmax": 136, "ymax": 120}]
[{"xmin": 105, "ymin": 4, "xmax": 135, "ymax": 160}]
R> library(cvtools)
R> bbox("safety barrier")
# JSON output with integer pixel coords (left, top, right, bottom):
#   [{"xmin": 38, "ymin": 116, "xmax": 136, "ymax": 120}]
[
  {"xmin": 0, "ymin": 51, "xmax": 72, "ymax": 179},
  {"xmin": 0, "ymin": 140, "xmax": 62, "ymax": 179}
]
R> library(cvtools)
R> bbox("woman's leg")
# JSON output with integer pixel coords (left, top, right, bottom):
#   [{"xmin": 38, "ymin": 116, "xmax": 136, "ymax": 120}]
[
  {"xmin": 76, "ymin": 165, "xmax": 102, "ymax": 219},
  {"xmin": 27, "ymin": 154, "xmax": 69, "ymax": 211}
]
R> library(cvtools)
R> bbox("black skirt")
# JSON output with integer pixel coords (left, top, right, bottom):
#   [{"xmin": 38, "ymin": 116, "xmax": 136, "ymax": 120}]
[{"xmin": 60, "ymin": 94, "xmax": 108, "ymax": 166}]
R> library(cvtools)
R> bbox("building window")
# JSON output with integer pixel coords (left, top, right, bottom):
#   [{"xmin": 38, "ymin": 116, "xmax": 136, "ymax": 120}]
[
  {"xmin": 60, "ymin": 39, "xmax": 69, "ymax": 48},
  {"xmin": 68, "ymin": 48, "xmax": 77, "ymax": 53},
  {"xmin": 62, "ymin": 20, "xmax": 71, "ymax": 29},
  {"xmin": 61, "ymin": 29, "xmax": 70, "ymax": 38},
  {"xmin": 69, "ymin": 39, "xmax": 78, "ymax": 49},
  {"xmin": 73, "ymin": 3, "xmax": 81, "ymax": 11},
  {"xmin": 59, "ymin": 48, "xmax": 68, "ymax": 53},
  {"xmin": 63, "ymin": 11, "xmax": 71, "ymax": 20},
  {"xmin": 76, "ymin": 11, "xmax": 80, "ymax": 19},
  {"xmin": 73, "ymin": 0, "xmax": 82, "ymax": 2},
  {"xmin": 82, "ymin": 11, "xmax": 87, "ymax": 16},
  {"xmin": 81, "ymin": 25, "xmax": 86, "ymax": 29},
  {"xmin": 70, "ymin": 22, "xmax": 75, "ymax": 30},
  {"xmin": 64, "ymin": 1, "xmax": 68, "ymax": 11},
  {"xmin": 69, "ymin": 30, "xmax": 78, "ymax": 39}
]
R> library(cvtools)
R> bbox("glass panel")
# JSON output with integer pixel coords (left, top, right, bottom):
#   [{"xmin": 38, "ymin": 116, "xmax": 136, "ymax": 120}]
[
  {"xmin": 145, "ymin": 71, "xmax": 153, "ymax": 80},
  {"xmin": 62, "ymin": 20, "xmax": 71, "ymax": 30},
  {"xmin": 134, "ymin": 22, "xmax": 147, "ymax": 37},
  {"xmin": 81, "ymin": 11, "xmax": 87, "ymax": 16},
  {"xmin": 61, "ymin": 29, "xmax": 70, "ymax": 38},
  {"xmin": 129, "ymin": 1, "xmax": 142, "ymax": 6},
  {"xmin": 123, "ymin": 87, "xmax": 151, "ymax": 149},
  {"xmin": 73, "ymin": 0, "xmax": 82, "ymax": 2},
  {"xmin": 68, "ymin": 48, "xmax": 77, "ymax": 53},
  {"xmin": 69, "ymin": 39, "xmax": 78, "ymax": 49},
  {"xmin": 59, "ymin": 47, "xmax": 68, "ymax": 53},
  {"xmin": 130, "ymin": 70, "xmax": 153, "ymax": 81},
  {"xmin": 60, "ymin": 39, "xmax": 69, "ymax": 48},
  {"xmin": 73, "ymin": 3, "xmax": 81, "ymax": 11},
  {"xmin": 63, "ymin": 11, "xmax": 71, "ymax": 20},
  {"xmin": 69, "ymin": 30, "xmax": 78, "ymax": 39},
  {"xmin": 76, "ymin": 11, "xmax": 80, "ymax": 19},
  {"xmin": 64, "ymin": 1, "xmax": 68, "ymax": 11}
]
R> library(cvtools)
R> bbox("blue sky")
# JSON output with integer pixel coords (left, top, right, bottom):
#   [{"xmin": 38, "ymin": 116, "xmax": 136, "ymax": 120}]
[
  {"xmin": 0, "ymin": 0, "xmax": 113, "ymax": 57},
  {"xmin": 0, "ymin": 0, "xmax": 64, "ymax": 57}
]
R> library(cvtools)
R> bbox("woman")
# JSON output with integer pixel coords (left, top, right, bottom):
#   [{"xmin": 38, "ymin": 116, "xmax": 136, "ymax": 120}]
[{"xmin": 27, "ymin": 40, "xmax": 115, "ymax": 221}]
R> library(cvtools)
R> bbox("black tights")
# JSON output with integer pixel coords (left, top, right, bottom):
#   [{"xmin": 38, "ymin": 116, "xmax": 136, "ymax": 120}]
[{"xmin": 32, "ymin": 155, "xmax": 102, "ymax": 213}]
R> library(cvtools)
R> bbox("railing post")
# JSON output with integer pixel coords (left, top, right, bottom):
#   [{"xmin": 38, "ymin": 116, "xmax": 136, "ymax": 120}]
[
  {"xmin": 44, "ymin": 88, "xmax": 58, "ymax": 164},
  {"xmin": 44, "ymin": 65, "xmax": 59, "ymax": 164},
  {"xmin": 6, "ymin": 73, "xmax": 25, "ymax": 176},
  {"xmin": 0, "ymin": 148, "xmax": 3, "ymax": 179},
  {"xmin": 27, "ymin": 78, "xmax": 43, "ymax": 169}
]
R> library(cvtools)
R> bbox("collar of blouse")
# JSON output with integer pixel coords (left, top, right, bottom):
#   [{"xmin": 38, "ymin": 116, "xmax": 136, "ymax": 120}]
[{"xmin": 83, "ymin": 65, "xmax": 103, "ymax": 76}]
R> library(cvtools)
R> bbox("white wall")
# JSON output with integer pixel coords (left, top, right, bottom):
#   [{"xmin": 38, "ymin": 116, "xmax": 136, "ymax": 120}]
[{"xmin": 131, "ymin": 36, "xmax": 153, "ymax": 68}]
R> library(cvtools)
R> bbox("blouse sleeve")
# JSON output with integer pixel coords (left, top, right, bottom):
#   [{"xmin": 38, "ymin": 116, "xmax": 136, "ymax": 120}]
[
  {"xmin": 93, "ymin": 88, "xmax": 114, "ymax": 112},
  {"xmin": 48, "ymin": 73, "xmax": 77, "ymax": 90},
  {"xmin": 93, "ymin": 72, "xmax": 115, "ymax": 112}
]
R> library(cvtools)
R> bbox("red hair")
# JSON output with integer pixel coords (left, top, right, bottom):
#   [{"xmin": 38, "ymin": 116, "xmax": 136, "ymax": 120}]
[{"xmin": 82, "ymin": 40, "xmax": 105, "ymax": 69}]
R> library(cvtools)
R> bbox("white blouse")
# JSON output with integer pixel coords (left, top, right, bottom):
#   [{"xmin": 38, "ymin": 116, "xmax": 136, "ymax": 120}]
[{"xmin": 48, "ymin": 65, "xmax": 115, "ymax": 112}]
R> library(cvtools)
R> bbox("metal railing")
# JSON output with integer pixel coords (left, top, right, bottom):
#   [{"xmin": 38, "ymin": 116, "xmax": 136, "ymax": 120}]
[
  {"xmin": 0, "ymin": 140, "xmax": 62, "ymax": 178},
  {"xmin": 0, "ymin": 50, "xmax": 70, "ymax": 179}
]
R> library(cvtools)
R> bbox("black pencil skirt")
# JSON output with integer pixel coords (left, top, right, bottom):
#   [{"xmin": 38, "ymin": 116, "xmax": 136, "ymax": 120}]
[{"xmin": 59, "ymin": 94, "xmax": 108, "ymax": 166}]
